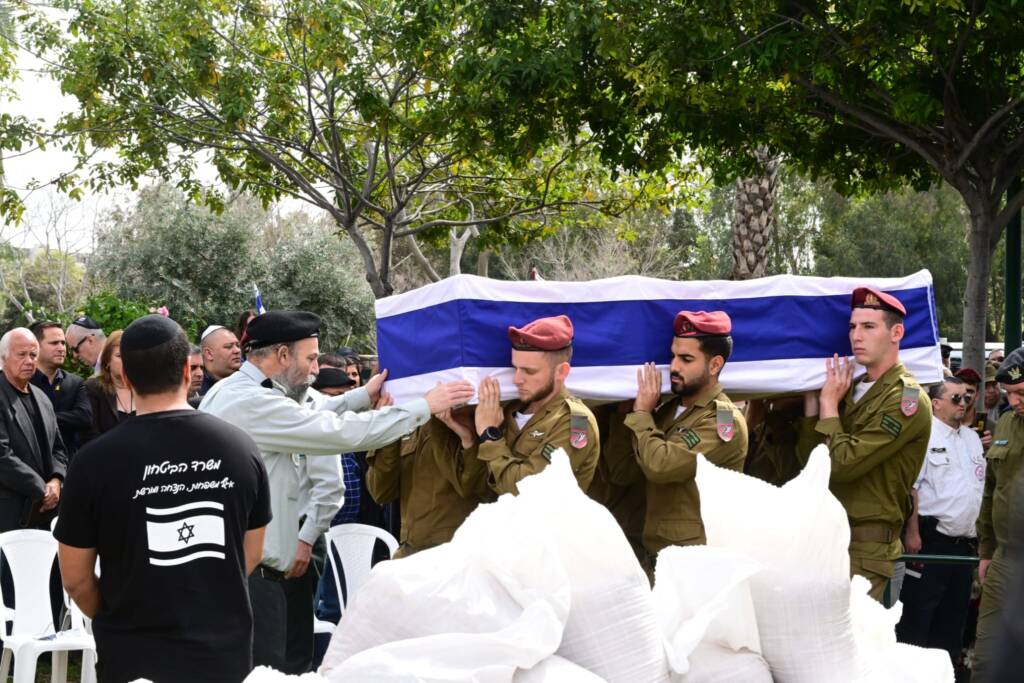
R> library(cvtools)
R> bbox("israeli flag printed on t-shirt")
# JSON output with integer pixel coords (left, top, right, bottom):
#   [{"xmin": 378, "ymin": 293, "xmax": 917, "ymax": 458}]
[{"xmin": 145, "ymin": 501, "xmax": 226, "ymax": 566}]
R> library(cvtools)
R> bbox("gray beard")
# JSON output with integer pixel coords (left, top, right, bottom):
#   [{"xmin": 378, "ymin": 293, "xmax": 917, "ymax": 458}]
[{"xmin": 273, "ymin": 371, "xmax": 315, "ymax": 402}]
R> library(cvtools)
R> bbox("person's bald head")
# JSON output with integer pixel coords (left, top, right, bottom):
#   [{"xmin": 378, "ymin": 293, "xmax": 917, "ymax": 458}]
[
  {"xmin": 0, "ymin": 328, "xmax": 39, "ymax": 390},
  {"xmin": 201, "ymin": 327, "xmax": 241, "ymax": 380}
]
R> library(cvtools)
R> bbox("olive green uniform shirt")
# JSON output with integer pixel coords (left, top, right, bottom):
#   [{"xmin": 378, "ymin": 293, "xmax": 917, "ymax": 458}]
[
  {"xmin": 744, "ymin": 403, "xmax": 804, "ymax": 486},
  {"xmin": 367, "ymin": 418, "xmax": 491, "ymax": 553},
  {"xmin": 977, "ymin": 410, "xmax": 1024, "ymax": 560},
  {"xmin": 606, "ymin": 382, "xmax": 748, "ymax": 555},
  {"xmin": 798, "ymin": 362, "xmax": 931, "ymax": 566},
  {"xmin": 469, "ymin": 387, "xmax": 600, "ymax": 495}
]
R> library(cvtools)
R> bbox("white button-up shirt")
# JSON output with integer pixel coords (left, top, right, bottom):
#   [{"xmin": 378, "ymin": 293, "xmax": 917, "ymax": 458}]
[
  {"xmin": 200, "ymin": 362, "xmax": 429, "ymax": 570},
  {"xmin": 914, "ymin": 416, "xmax": 986, "ymax": 538}
]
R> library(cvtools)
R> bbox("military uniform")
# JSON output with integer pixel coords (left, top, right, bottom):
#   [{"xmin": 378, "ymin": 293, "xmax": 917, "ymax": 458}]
[
  {"xmin": 744, "ymin": 399, "xmax": 804, "ymax": 486},
  {"xmin": 471, "ymin": 388, "xmax": 599, "ymax": 494},
  {"xmin": 587, "ymin": 406, "xmax": 647, "ymax": 564},
  {"xmin": 607, "ymin": 382, "xmax": 747, "ymax": 563},
  {"xmin": 367, "ymin": 417, "xmax": 492, "ymax": 558},
  {"xmin": 799, "ymin": 366, "xmax": 931, "ymax": 604},
  {"xmin": 973, "ymin": 349, "xmax": 1024, "ymax": 681}
]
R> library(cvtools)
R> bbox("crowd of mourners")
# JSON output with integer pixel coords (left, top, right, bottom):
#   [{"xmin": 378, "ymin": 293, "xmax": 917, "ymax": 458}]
[{"xmin": 0, "ymin": 284, "xmax": 1021, "ymax": 682}]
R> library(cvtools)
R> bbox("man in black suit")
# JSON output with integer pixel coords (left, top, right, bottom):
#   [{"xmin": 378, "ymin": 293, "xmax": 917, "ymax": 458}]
[
  {"xmin": 29, "ymin": 321, "xmax": 91, "ymax": 461},
  {"xmin": 0, "ymin": 327, "xmax": 68, "ymax": 532}
]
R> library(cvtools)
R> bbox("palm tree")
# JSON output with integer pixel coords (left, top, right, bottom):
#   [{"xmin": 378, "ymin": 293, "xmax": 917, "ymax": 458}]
[{"xmin": 731, "ymin": 148, "xmax": 781, "ymax": 280}]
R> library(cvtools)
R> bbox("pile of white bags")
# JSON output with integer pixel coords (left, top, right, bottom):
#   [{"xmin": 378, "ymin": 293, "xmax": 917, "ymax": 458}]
[
  {"xmin": 320, "ymin": 449, "xmax": 667, "ymax": 682},
  {"xmin": 256, "ymin": 444, "xmax": 953, "ymax": 683}
]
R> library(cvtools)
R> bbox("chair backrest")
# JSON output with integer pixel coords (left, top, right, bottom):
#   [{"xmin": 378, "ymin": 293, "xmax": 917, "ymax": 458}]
[
  {"xmin": 0, "ymin": 530, "xmax": 58, "ymax": 637},
  {"xmin": 325, "ymin": 524, "xmax": 397, "ymax": 616}
]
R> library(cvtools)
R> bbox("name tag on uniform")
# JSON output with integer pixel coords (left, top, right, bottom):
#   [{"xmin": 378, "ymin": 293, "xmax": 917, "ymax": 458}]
[
  {"xmin": 995, "ymin": 439, "xmax": 1009, "ymax": 446},
  {"xmin": 929, "ymin": 447, "xmax": 947, "ymax": 453}
]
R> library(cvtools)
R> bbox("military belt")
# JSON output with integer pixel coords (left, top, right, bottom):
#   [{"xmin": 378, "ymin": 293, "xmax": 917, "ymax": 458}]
[
  {"xmin": 254, "ymin": 564, "xmax": 287, "ymax": 582},
  {"xmin": 849, "ymin": 523, "xmax": 899, "ymax": 544}
]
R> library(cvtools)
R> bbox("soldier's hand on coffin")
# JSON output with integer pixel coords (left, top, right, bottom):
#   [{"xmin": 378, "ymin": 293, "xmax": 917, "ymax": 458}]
[
  {"xmin": 633, "ymin": 362, "xmax": 662, "ymax": 413},
  {"xmin": 375, "ymin": 392, "xmax": 394, "ymax": 409},
  {"xmin": 365, "ymin": 368, "xmax": 389, "ymax": 404},
  {"xmin": 819, "ymin": 354, "xmax": 853, "ymax": 416},
  {"xmin": 474, "ymin": 377, "xmax": 504, "ymax": 434},
  {"xmin": 425, "ymin": 380, "xmax": 477, "ymax": 415}
]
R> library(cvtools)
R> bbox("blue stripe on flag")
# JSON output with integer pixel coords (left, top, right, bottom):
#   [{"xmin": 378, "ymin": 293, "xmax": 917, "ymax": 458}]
[{"xmin": 376, "ymin": 286, "xmax": 938, "ymax": 381}]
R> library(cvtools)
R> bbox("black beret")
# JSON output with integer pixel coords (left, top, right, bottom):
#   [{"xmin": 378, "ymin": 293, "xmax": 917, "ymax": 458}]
[
  {"xmin": 122, "ymin": 315, "xmax": 184, "ymax": 352},
  {"xmin": 244, "ymin": 311, "xmax": 321, "ymax": 350},
  {"xmin": 71, "ymin": 316, "xmax": 102, "ymax": 331},
  {"xmin": 996, "ymin": 347, "xmax": 1024, "ymax": 385},
  {"xmin": 312, "ymin": 367, "xmax": 356, "ymax": 391}
]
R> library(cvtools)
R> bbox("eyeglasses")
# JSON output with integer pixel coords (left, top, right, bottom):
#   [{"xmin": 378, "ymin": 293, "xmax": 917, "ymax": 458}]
[
  {"xmin": 949, "ymin": 394, "xmax": 967, "ymax": 405},
  {"xmin": 70, "ymin": 335, "xmax": 93, "ymax": 355}
]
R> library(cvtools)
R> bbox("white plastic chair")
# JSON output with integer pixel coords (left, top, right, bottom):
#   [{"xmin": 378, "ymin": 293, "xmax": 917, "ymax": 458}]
[
  {"xmin": 324, "ymin": 524, "xmax": 398, "ymax": 619},
  {"xmin": 0, "ymin": 530, "xmax": 97, "ymax": 683}
]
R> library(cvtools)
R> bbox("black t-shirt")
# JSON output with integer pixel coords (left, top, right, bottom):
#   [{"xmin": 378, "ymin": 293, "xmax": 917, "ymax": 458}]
[{"xmin": 55, "ymin": 409, "xmax": 272, "ymax": 683}]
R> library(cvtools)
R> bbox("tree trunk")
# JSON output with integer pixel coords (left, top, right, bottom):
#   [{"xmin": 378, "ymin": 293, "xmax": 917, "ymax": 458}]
[
  {"xmin": 731, "ymin": 148, "xmax": 781, "ymax": 280},
  {"xmin": 477, "ymin": 249, "xmax": 490, "ymax": 277},
  {"xmin": 962, "ymin": 204, "xmax": 999, "ymax": 375}
]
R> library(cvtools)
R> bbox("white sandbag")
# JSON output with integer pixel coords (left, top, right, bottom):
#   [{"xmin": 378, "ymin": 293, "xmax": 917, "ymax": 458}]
[
  {"xmin": 513, "ymin": 656, "xmax": 608, "ymax": 683},
  {"xmin": 749, "ymin": 569, "xmax": 875, "ymax": 683},
  {"xmin": 320, "ymin": 464, "xmax": 572, "ymax": 680},
  {"xmin": 652, "ymin": 546, "xmax": 761, "ymax": 673},
  {"xmin": 696, "ymin": 446, "xmax": 850, "ymax": 579},
  {"xmin": 515, "ymin": 451, "xmax": 669, "ymax": 683},
  {"xmin": 672, "ymin": 644, "xmax": 771, "ymax": 683},
  {"xmin": 849, "ymin": 577, "xmax": 954, "ymax": 683}
]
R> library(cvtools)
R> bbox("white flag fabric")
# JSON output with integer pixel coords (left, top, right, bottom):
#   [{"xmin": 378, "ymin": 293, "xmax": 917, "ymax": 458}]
[
  {"xmin": 375, "ymin": 270, "xmax": 943, "ymax": 404},
  {"xmin": 145, "ymin": 501, "xmax": 226, "ymax": 566}
]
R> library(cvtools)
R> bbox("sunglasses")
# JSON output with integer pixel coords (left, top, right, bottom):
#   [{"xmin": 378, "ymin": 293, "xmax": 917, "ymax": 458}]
[
  {"xmin": 949, "ymin": 394, "xmax": 967, "ymax": 405},
  {"xmin": 71, "ymin": 334, "xmax": 93, "ymax": 355}
]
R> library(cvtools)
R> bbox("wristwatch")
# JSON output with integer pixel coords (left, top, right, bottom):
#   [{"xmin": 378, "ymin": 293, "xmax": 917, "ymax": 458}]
[{"xmin": 478, "ymin": 426, "xmax": 504, "ymax": 443}]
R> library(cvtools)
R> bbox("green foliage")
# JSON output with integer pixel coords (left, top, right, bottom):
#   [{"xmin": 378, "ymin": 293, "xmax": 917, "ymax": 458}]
[
  {"xmin": 26, "ymin": 0, "xmax": 679, "ymax": 296},
  {"xmin": 90, "ymin": 183, "xmax": 375, "ymax": 347},
  {"xmin": 79, "ymin": 291, "xmax": 153, "ymax": 335}
]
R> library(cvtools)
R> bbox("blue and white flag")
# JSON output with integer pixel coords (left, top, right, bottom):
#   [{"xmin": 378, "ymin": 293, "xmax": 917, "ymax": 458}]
[
  {"xmin": 375, "ymin": 270, "xmax": 943, "ymax": 404},
  {"xmin": 252, "ymin": 283, "xmax": 267, "ymax": 315},
  {"xmin": 145, "ymin": 501, "xmax": 226, "ymax": 567}
]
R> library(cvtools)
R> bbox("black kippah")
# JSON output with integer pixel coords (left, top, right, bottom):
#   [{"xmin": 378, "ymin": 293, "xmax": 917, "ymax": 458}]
[
  {"xmin": 72, "ymin": 316, "xmax": 102, "ymax": 330},
  {"xmin": 122, "ymin": 315, "xmax": 183, "ymax": 352}
]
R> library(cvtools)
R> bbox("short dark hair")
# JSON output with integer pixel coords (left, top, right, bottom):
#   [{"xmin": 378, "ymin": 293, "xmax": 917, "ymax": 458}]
[
  {"xmin": 698, "ymin": 335, "xmax": 733, "ymax": 364},
  {"xmin": 545, "ymin": 346, "xmax": 573, "ymax": 365},
  {"xmin": 28, "ymin": 321, "xmax": 63, "ymax": 340},
  {"xmin": 189, "ymin": 344, "xmax": 201, "ymax": 355},
  {"xmin": 122, "ymin": 330, "xmax": 191, "ymax": 396},
  {"xmin": 882, "ymin": 310, "xmax": 905, "ymax": 329},
  {"xmin": 318, "ymin": 353, "xmax": 350, "ymax": 369},
  {"xmin": 929, "ymin": 376, "xmax": 965, "ymax": 401}
]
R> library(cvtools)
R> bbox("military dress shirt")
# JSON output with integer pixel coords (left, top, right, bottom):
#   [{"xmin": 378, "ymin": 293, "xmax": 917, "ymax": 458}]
[
  {"xmin": 978, "ymin": 410, "xmax": 1024, "ymax": 559},
  {"xmin": 199, "ymin": 361, "xmax": 429, "ymax": 571}
]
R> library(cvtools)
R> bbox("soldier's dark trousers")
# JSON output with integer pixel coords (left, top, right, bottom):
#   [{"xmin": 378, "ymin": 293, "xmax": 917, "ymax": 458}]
[
  {"xmin": 973, "ymin": 548, "xmax": 1015, "ymax": 682},
  {"xmin": 895, "ymin": 519, "xmax": 974, "ymax": 667}
]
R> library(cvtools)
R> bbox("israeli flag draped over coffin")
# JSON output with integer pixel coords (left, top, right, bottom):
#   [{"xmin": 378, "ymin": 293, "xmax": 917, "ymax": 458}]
[{"xmin": 375, "ymin": 270, "xmax": 943, "ymax": 404}]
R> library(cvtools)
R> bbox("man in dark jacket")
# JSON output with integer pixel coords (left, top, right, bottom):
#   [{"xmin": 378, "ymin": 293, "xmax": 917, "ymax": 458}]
[
  {"xmin": 0, "ymin": 327, "xmax": 67, "ymax": 532},
  {"xmin": 29, "ymin": 321, "xmax": 91, "ymax": 460}
]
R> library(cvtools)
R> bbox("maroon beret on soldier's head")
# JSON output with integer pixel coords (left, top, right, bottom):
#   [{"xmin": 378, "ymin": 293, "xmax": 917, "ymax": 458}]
[
  {"xmin": 508, "ymin": 315, "xmax": 574, "ymax": 351},
  {"xmin": 673, "ymin": 311, "xmax": 732, "ymax": 338},
  {"xmin": 954, "ymin": 367, "xmax": 982, "ymax": 386},
  {"xmin": 851, "ymin": 287, "xmax": 907, "ymax": 316}
]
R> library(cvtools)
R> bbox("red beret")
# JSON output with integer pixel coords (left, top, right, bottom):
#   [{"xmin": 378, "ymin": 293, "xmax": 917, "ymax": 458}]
[
  {"xmin": 954, "ymin": 367, "xmax": 981, "ymax": 385},
  {"xmin": 851, "ymin": 287, "xmax": 906, "ymax": 316},
  {"xmin": 508, "ymin": 315, "xmax": 574, "ymax": 351},
  {"xmin": 674, "ymin": 311, "xmax": 732, "ymax": 337}
]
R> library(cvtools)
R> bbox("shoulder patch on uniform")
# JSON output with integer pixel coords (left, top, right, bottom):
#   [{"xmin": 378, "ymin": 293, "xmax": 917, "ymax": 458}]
[
  {"xmin": 880, "ymin": 413, "xmax": 902, "ymax": 438},
  {"xmin": 716, "ymin": 407, "xmax": 736, "ymax": 442},
  {"xmin": 569, "ymin": 414, "xmax": 589, "ymax": 449},
  {"xmin": 900, "ymin": 386, "xmax": 919, "ymax": 417},
  {"xmin": 541, "ymin": 442, "xmax": 556, "ymax": 462},
  {"xmin": 678, "ymin": 428, "xmax": 701, "ymax": 449}
]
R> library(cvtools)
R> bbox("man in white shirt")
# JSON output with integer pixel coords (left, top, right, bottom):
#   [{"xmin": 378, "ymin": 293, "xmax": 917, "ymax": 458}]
[{"xmin": 896, "ymin": 376, "xmax": 984, "ymax": 671}]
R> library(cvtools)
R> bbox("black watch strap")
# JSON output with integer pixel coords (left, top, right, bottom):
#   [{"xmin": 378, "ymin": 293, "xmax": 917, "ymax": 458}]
[{"xmin": 478, "ymin": 426, "xmax": 503, "ymax": 443}]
